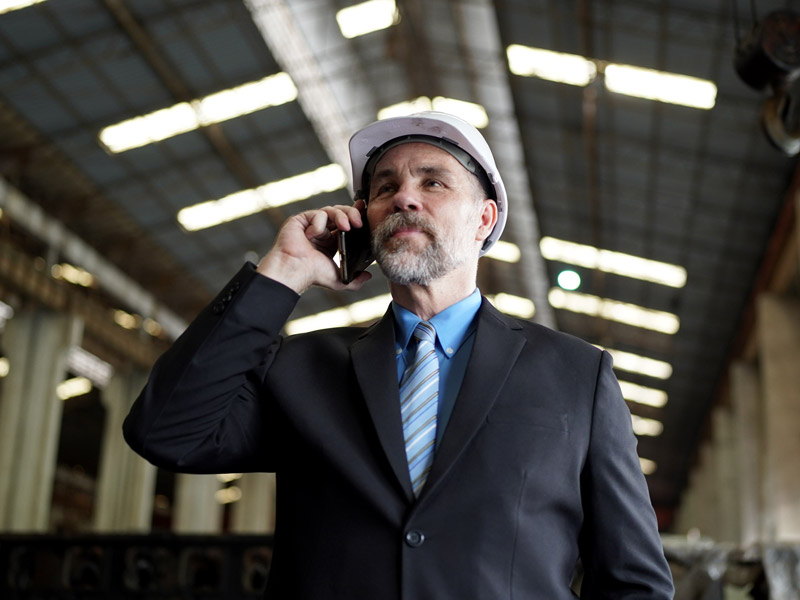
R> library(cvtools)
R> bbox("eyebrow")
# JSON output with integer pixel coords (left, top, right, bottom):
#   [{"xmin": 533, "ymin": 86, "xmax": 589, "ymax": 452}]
[{"xmin": 371, "ymin": 164, "xmax": 457, "ymax": 183}]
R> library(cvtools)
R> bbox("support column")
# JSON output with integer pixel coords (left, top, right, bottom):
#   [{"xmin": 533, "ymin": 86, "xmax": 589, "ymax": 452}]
[
  {"xmin": 730, "ymin": 361, "xmax": 763, "ymax": 546},
  {"xmin": 675, "ymin": 468, "xmax": 702, "ymax": 535},
  {"xmin": 173, "ymin": 474, "xmax": 223, "ymax": 533},
  {"xmin": 230, "ymin": 473, "xmax": 276, "ymax": 534},
  {"xmin": 696, "ymin": 442, "xmax": 720, "ymax": 540},
  {"xmin": 712, "ymin": 405, "xmax": 740, "ymax": 543},
  {"xmin": 93, "ymin": 369, "xmax": 156, "ymax": 532},
  {"xmin": 757, "ymin": 294, "xmax": 800, "ymax": 541},
  {"xmin": 0, "ymin": 308, "xmax": 83, "ymax": 531}
]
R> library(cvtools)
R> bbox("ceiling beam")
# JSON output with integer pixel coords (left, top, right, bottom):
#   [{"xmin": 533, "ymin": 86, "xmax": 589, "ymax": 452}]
[{"xmin": 0, "ymin": 178, "xmax": 187, "ymax": 341}]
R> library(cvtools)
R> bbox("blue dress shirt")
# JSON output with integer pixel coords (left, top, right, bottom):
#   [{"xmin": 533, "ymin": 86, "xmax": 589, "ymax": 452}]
[{"xmin": 392, "ymin": 289, "xmax": 482, "ymax": 446}]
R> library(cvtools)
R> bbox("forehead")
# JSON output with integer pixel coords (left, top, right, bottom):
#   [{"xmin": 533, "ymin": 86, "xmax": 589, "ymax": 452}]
[{"xmin": 371, "ymin": 142, "xmax": 467, "ymax": 175}]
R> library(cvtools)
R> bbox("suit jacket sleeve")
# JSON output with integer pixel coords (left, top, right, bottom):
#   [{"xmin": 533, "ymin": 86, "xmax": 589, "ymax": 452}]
[
  {"xmin": 578, "ymin": 350, "xmax": 674, "ymax": 598},
  {"xmin": 123, "ymin": 263, "xmax": 299, "ymax": 473}
]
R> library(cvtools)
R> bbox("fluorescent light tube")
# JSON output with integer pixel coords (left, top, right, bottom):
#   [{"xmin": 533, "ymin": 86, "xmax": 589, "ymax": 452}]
[
  {"xmin": 484, "ymin": 240, "xmax": 521, "ymax": 263},
  {"xmin": 378, "ymin": 96, "xmax": 489, "ymax": 129},
  {"xmin": 540, "ymin": 237, "xmax": 687, "ymax": 288},
  {"xmin": 507, "ymin": 44, "xmax": 596, "ymax": 86},
  {"xmin": 507, "ymin": 43, "xmax": 717, "ymax": 110},
  {"xmin": 605, "ymin": 63, "xmax": 716, "ymax": 110},
  {"xmin": 487, "ymin": 293, "xmax": 535, "ymax": 319},
  {"xmin": 631, "ymin": 414, "xmax": 664, "ymax": 437},
  {"xmin": 0, "ymin": 0, "xmax": 46, "ymax": 15},
  {"xmin": 548, "ymin": 288, "xmax": 680, "ymax": 334},
  {"xmin": 337, "ymin": 0, "xmax": 398, "ymax": 39},
  {"xmin": 619, "ymin": 380, "xmax": 668, "ymax": 408},
  {"xmin": 100, "ymin": 73, "xmax": 297, "ymax": 153},
  {"xmin": 178, "ymin": 163, "xmax": 347, "ymax": 231},
  {"xmin": 603, "ymin": 348, "xmax": 673, "ymax": 380},
  {"xmin": 285, "ymin": 293, "xmax": 393, "ymax": 335}
]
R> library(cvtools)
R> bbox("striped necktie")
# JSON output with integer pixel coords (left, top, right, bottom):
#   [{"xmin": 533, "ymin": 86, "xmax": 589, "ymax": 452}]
[{"xmin": 400, "ymin": 321, "xmax": 439, "ymax": 496}]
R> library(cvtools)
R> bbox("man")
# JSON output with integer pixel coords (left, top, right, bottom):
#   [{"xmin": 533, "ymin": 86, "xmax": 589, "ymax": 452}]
[{"xmin": 124, "ymin": 112, "xmax": 674, "ymax": 598}]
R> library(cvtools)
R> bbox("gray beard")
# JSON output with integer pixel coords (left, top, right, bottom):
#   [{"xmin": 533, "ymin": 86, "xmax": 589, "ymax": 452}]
[{"xmin": 371, "ymin": 212, "xmax": 463, "ymax": 286}]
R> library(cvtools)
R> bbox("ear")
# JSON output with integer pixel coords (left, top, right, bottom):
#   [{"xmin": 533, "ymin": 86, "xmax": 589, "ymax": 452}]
[{"xmin": 475, "ymin": 199, "xmax": 498, "ymax": 243}]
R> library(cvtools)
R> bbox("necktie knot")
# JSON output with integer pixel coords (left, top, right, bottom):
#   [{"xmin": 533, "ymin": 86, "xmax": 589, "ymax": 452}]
[{"xmin": 413, "ymin": 321, "xmax": 436, "ymax": 346}]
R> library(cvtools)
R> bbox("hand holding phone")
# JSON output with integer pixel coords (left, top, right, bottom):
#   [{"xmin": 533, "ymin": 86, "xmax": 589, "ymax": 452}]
[{"xmin": 337, "ymin": 221, "xmax": 374, "ymax": 284}]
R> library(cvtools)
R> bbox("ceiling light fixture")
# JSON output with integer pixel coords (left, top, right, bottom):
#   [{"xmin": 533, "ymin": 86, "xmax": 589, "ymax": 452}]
[
  {"xmin": 548, "ymin": 288, "xmax": 680, "ymax": 334},
  {"xmin": 618, "ymin": 380, "xmax": 668, "ymax": 408},
  {"xmin": 540, "ymin": 237, "xmax": 687, "ymax": 288},
  {"xmin": 285, "ymin": 294, "xmax": 393, "ymax": 335},
  {"xmin": 178, "ymin": 163, "xmax": 347, "ymax": 231},
  {"xmin": 507, "ymin": 44, "xmax": 597, "ymax": 86},
  {"xmin": 215, "ymin": 486, "xmax": 243, "ymax": 504},
  {"xmin": 639, "ymin": 457, "xmax": 657, "ymax": 475},
  {"xmin": 99, "ymin": 72, "xmax": 297, "ymax": 153},
  {"xmin": 605, "ymin": 64, "xmax": 717, "ymax": 110},
  {"xmin": 484, "ymin": 240, "xmax": 521, "ymax": 263},
  {"xmin": 113, "ymin": 309, "xmax": 141, "ymax": 330},
  {"xmin": 286, "ymin": 290, "xmax": 536, "ymax": 335},
  {"xmin": 56, "ymin": 376, "xmax": 93, "ymax": 401},
  {"xmin": 51, "ymin": 263, "xmax": 95, "ymax": 288},
  {"xmin": 336, "ymin": 0, "xmax": 399, "ymax": 39},
  {"xmin": 507, "ymin": 44, "xmax": 717, "ymax": 110},
  {"xmin": 602, "ymin": 347, "xmax": 673, "ymax": 380},
  {"xmin": 0, "ymin": 357, "xmax": 9, "ymax": 378},
  {"xmin": 0, "ymin": 0, "xmax": 45, "ymax": 15},
  {"xmin": 631, "ymin": 414, "xmax": 664, "ymax": 437},
  {"xmin": 0, "ymin": 299, "xmax": 14, "ymax": 332},
  {"xmin": 557, "ymin": 269, "xmax": 581, "ymax": 291},
  {"xmin": 487, "ymin": 293, "xmax": 535, "ymax": 319},
  {"xmin": 378, "ymin": 96, "xmax": 489, "ymax": 129}
]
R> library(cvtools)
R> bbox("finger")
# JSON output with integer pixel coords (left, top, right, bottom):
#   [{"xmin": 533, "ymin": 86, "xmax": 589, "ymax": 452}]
[
  {"xmin": 324, "ymin": 204, "xmax": 364, "ymax": 231},
  {"xmin": 342, "ymin": 268, "xmax": 373, "ymax": 291},
  {"xmin": 305, "ymin": 210, "xmax": 333, "ymax": 240}
]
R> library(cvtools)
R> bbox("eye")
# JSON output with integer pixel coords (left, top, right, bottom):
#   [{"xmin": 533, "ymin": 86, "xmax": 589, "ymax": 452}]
[
  {"xmin": 424, "ymin": 179, "xmax": 443, "ymax": 188},
  {"xmin": 370, "ymin": 182, "xmax": 395, "ymax": 199}
]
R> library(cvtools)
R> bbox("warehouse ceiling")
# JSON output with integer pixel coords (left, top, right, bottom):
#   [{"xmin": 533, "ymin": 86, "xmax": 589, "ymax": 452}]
[{"xmin": 0, "ymin": 0, "xmax": 798, "ymax": 524}]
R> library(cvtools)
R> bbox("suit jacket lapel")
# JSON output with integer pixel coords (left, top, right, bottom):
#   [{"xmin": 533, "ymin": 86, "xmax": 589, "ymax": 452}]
[
  {"xmin": 424, "ymin": 299, "xmax": 526, "ymax": 494},
  {"xmin": 350, "ymin": 300, "xmax": 527, "ymax": 502},
  {"xmin": 350, "ymin": 309, "xmax": 415, "ymax": 500}
]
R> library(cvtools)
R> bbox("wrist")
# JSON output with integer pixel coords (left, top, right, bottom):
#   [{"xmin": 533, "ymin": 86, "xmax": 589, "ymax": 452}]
[{"xmin": 255, "ymin": 251, "xmax": 313, "ymax": 294}]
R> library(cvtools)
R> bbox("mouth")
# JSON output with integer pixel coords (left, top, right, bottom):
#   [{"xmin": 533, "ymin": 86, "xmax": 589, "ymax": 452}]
[{"xmin": 390, "ymin": 226, "xmax": 425, "ymax": 238}]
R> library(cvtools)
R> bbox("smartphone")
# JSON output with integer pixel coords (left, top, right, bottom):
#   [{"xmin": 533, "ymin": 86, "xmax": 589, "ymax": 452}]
[{"xmin": 337, "ymin": 222, "xmax": 374, "ymax": 284}]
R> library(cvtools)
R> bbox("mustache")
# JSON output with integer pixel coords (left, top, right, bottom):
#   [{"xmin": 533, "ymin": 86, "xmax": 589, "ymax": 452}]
[{"xmin": 373, "ymin": 212, "xmax": 437, "ymax": 241}]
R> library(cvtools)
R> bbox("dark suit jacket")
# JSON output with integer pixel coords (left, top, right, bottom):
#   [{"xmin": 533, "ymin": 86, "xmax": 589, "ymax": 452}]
[{"xmin": 123, "ymin": 264, "xmax": 674, "ymax": 599}]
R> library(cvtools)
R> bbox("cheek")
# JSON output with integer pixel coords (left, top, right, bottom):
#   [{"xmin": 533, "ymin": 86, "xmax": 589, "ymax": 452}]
[{"xmin": 365, "ymin": 204, "xmax": 383, "ymax": 229}]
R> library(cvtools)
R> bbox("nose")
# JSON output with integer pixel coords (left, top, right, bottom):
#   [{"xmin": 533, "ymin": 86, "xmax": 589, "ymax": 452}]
[{"xmin": 392, "ymin": 180, "xmax": 421, "ymax": 212}]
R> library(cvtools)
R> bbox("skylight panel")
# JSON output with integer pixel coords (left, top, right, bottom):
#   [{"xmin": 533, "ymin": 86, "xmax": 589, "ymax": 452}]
[
  {"xmin": 336, "ymin": 0, "xmax": 399, "ymax": 39},
  {"xmin": 0, "ymin": 0, "xmax": 46, "ymax": 15},
  {"xmin": 507, "ymin": 43, "xmax": 717, "ymax": 110},
  {"xmin": 177, "ymin": 164, "xmax": 347, "ymax": 231},
  {"xmin": 548, "ymin": 288, "xmax": 680, "ymax": 334},
  {"xmin": 540, "ymin": 237, "xmax": 687, "ymax": 288},
  {"xmin": 378, "ymin": 96, "xmax": 489, "ymax": 129},
  {"xmin": 99, "ymin": 73, "xmax": 297, "ymax": 153}
]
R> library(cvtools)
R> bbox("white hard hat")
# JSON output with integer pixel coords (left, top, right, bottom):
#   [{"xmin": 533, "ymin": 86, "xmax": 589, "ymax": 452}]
[{"xmin": 348, "ymin": 111, "xmax": 507, "ymax": 255}]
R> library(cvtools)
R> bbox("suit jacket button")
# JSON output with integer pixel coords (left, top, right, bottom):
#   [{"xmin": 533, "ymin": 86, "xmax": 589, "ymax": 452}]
[
  {"xmin": 404, "ymin": 530, "xmax": 425, "ymax": 547},
  {"xmin": 212, "ymin": 301, "xmax": 226, "ymax": 314}
]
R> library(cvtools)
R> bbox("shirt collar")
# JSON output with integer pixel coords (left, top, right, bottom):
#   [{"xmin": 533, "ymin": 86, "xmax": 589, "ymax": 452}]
[{"xmin": 392, "ymin": 289, "xmax": 482, "ymax": 360}]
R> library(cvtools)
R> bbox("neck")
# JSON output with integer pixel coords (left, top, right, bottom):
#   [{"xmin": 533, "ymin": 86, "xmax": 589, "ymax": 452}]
[{"xmin": 389, "ymin": 268, "xmax": 477, "ymax": 321}]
